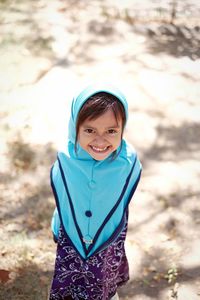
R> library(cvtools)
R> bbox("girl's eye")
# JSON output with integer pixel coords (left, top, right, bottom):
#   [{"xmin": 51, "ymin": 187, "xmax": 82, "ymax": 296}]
[
  {"xmin": 107, "ymin": 129, "xmax": 117, "ymax": 135},
  {"xmin": 84, "ymin": 128, "xmax": 95, "ymax": 134}
]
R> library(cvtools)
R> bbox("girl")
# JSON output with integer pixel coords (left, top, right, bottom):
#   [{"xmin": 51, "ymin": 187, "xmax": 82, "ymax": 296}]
[{"xmin": 49, "ymin": 84, "xmax": 142, "ymax": 300}]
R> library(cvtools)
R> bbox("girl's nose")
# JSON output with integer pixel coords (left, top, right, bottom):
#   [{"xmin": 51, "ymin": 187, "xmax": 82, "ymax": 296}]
[{"xmin": 94, "ymin": 135, "xmax": 106, "ymax": 145}]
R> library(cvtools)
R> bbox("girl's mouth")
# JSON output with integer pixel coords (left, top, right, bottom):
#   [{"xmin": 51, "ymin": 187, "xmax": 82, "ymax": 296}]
[{"xmin": 89, "ymin": 145, "xmax": 111, "ymax": 153}]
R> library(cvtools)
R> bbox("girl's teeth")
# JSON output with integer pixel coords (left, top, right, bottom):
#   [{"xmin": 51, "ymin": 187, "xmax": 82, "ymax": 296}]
[{"xmin": 92, "ymin": 146, "xmax": 108, "ymax": 152}]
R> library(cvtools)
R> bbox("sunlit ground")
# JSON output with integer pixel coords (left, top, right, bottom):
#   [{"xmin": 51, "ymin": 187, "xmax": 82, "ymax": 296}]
[{"xmin": 0, "ymin": 1, "xmax": 200, "ymax": 299}]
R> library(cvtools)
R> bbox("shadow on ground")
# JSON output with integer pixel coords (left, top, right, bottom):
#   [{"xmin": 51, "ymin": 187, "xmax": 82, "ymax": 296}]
[
  {"xmin": 0, "ymin": 262, "xmax": 52, "ymax": 300},
  {"xmin": 119, "ymin": 265, "xmax": 200, "ymax": 299},
  {"xmin": 0, "ymin": 137, "xmax": 57, "ymax": 233},
  {"xmin": 140, "ymin": 121, "xmax": 200, "ymax": 165},
  {"xmin": 143, "ymin": 24, "xmax": 200, "ymax": 61}
]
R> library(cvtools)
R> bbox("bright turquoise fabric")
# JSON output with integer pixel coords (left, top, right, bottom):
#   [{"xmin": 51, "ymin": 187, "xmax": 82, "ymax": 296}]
[{"xmin": 51, "ymin": 84, "xmax": 142, "ymax": 259}]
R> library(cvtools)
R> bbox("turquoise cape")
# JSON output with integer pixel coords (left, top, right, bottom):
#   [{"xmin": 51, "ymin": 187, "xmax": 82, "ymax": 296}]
[{"xmin": 51, "ymin": 83, "xmax": 142, "ymax": 260}]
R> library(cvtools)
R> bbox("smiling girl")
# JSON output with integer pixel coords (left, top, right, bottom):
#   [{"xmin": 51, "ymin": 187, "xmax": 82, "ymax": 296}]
[{"xmin": 49, "ymin": 84, "xmax": 142, "ymax": 300}]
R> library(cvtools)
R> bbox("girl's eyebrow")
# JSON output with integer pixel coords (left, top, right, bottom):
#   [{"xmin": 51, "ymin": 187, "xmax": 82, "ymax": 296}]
[{"xmin": 82, "ymin": 124, "xmax": 120, "ymax": 129}]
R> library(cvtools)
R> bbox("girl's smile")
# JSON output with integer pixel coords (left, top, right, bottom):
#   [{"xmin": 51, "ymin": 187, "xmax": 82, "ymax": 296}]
[
  {"xmin": 89, "ymin": 145, "xmax": 111, "ymax": 157},
  {"xmin": 78, "ymin": 108, "xmax": 122, "ymax": 160},
  {"xmin": 89, "ymin": 145, "xmax": 110, "ymax": 152}
]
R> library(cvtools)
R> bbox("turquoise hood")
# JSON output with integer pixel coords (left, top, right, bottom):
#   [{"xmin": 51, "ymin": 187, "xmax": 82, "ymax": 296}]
[{"xmin": 51, "ymin": 83, "xmax": 142, "ymax": 260}]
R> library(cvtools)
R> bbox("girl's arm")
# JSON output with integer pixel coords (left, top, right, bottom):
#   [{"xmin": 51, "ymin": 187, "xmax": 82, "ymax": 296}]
[{"xmin": 51, "ymin": 208, "xmax": 60, "ymax": 242}]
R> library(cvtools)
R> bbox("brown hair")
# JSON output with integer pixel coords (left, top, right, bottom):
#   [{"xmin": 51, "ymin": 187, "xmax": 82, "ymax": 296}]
[{"xmin": 75, "ymin": 92, "xmax": 126, "ymax": 157}]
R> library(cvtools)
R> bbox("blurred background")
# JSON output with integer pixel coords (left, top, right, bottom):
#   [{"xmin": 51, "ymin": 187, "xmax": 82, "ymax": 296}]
[{"xmin": 0, "ymin": 0, "xmax": 200, "ymax": 299}]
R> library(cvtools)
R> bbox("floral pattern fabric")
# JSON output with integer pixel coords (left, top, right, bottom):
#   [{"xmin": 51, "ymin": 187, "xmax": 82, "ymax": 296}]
[{"xmin": 49, "ymin": 217, "xmax": 129, "ymax": 300}]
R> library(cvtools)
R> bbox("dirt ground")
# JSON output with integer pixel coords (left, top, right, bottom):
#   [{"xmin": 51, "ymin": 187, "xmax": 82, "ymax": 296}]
[{"xmin": 0, "ymin": 1, "xmax": 200, "ymax": 299}]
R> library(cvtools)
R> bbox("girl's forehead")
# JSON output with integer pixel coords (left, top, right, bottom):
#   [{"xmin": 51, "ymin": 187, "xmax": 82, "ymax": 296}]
[{"xmin": 82, "ymin": 108, "xmax": 122, "ymax": 128}]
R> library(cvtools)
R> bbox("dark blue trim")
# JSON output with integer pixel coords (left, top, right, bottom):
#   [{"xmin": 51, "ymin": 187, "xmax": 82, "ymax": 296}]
[
  {"xmin": 50, "ymin": 165, "xmax": 87, "ymax": 261},
  {"xmin": 92, "ymin": 209, "xmax": 128, "ymax": 255},
  {"xmin": 57, "ymin": 157, "xmax": 88, "ymax": 255},
  {"xmin": 126, "ymin": 169, "xmax": 142, "ymax": 206}
]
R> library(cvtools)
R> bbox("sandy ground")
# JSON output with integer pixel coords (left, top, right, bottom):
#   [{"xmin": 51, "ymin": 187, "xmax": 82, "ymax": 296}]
[{"xmin": 0, "ymin": 1, "xmax": 200, "ymax": 299}]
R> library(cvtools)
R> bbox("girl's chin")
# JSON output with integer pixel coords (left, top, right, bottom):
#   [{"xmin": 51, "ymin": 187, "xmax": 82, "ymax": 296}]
[{"xmin": 90, "ymin": 154, "xmax": 110, "ymax": 161}]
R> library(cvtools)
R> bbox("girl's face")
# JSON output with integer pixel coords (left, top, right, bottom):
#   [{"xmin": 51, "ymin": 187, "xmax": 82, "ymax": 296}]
[{"xmin": 78, "ymin": 108, "xmax": 123, "ymax": 161}]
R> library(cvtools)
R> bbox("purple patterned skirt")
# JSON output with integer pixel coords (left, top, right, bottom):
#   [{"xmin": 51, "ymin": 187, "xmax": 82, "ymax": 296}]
[{"xmin": 49, "ymin": 218, "xmax": 129, "ymax": 300}]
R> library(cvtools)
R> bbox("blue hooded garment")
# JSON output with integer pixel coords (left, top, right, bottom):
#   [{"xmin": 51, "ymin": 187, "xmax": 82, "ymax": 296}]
[{"xmin": 50, "ymin": 83, "xmax": 142, "ymax": 260}]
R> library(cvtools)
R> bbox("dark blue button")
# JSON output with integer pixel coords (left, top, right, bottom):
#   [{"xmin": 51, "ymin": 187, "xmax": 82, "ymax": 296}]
[{"xmin": 85, "ymin": 210, "xmax": 92, "ymax": 217}]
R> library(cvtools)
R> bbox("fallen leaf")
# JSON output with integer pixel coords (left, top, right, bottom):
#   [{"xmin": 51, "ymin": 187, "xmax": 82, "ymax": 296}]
[{"xmin": 0, "ymin": 269, "xmax": 10, "ymax": 283}]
